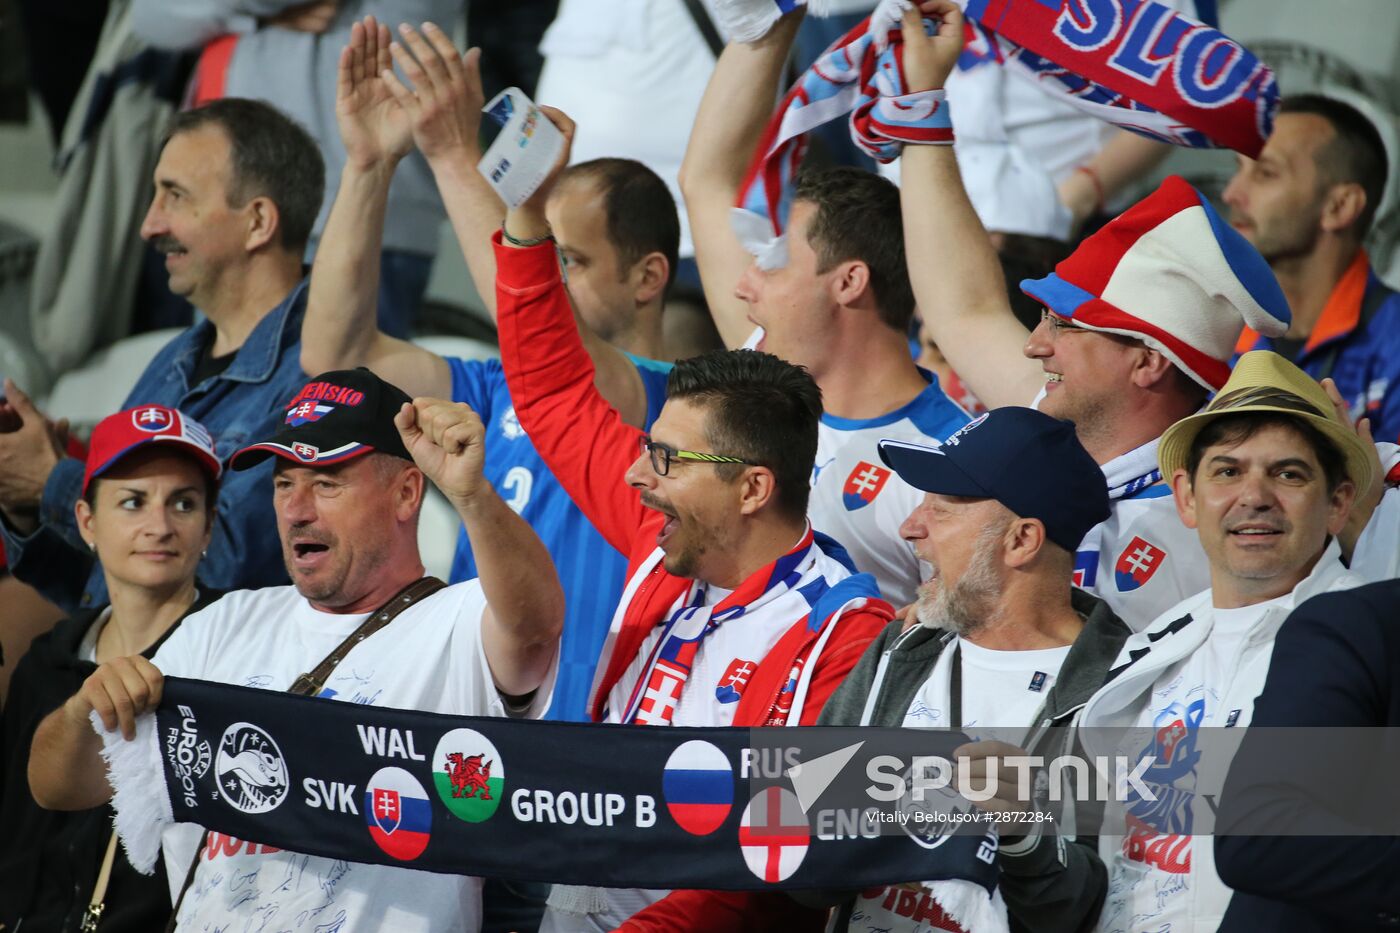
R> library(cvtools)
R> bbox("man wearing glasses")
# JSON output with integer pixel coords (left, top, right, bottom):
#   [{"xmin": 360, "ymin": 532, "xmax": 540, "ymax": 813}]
[
  {"xmin": 491, "ymin": 107, "xmax": 896, "ymax": 932},
  {"xmin": 893, "ymin": 8, "xmax": 1306, "ymax": 631}
]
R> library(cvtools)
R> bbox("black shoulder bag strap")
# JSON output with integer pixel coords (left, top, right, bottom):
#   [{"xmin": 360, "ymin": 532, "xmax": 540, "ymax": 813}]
[
  {"xmin": 681, "ymin": 0, "xmax": 725, "ymax": 57},
  {"xmin": 163, "ymin": 576, "xmax": 446, "ymax": 931}
]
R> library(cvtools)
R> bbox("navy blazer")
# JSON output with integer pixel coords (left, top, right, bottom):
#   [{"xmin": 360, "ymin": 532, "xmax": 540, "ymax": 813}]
[{"xmin": 1215, "ymin": 579, "xmax": 1400, "ymax": 932}]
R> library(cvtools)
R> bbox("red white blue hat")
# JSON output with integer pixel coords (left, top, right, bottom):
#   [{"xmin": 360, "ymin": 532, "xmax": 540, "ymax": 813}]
[
  {"xmin": 1022, "ymin": 176, "xmax": 1290, "ymax": 391},
  {"xmin": 84, "ymin": 405, "xmax": 222, "ymax": 494}
]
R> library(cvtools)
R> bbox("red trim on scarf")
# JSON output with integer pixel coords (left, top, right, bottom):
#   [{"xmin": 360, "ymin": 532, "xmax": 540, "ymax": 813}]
[{"xmin": 192, "ymin": 34, "xmax": 239, "ymax": 105}]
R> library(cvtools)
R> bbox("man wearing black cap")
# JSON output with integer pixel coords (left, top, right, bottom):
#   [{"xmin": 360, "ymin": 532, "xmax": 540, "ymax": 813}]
[
  {"xmin": 816, "ymin": 407, "xmax": 1133, "ymax": 933},
  {"xmin": 31, "ymin": 369, "xmax": 564, "ymax": 933}
]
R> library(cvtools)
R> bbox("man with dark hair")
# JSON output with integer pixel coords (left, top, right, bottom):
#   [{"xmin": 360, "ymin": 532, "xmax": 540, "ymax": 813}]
[
  {"xmin": 130, "ymin": 0, "xmax": 459, "ymax": 337},
  {"xmin": 557, "ymin": 157, "xmax": 683, "ymax": 314},
  {"xmin": 679, "ymin": 8, "xmax": 971, "ymax": 610},
  {"xmin": 1224, "ymin": 93, "xmax": 1400, "ymax": 442},
  {"xmin": 1080, "ymin": 350, "xmax": 1381, "ymax": 932},
  {"xmin": 300, "ymin": 20, "xmax": 673, "ymax": 722},
  {"xmin": 0, "ymin": 97, "xmax": 320, "ymax": 613},
  {"xmin": 493, "ymin": 105, "xmax": 895, "ymax": 931},
  {"xmin": 163, "ymin": 98, "xmax": 326, "ymax": 254}
]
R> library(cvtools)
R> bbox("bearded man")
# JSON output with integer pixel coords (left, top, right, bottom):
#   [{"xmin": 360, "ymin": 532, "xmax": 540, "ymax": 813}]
[{"xmin": 815, "ymin": 407, "xmax": 1134, "ymax": 933}]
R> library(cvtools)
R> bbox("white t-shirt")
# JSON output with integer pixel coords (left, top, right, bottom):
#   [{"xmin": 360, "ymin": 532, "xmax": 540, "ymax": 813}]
[
  {"xmin": 1096, "ymin": 595, "xmax": 1285, "ymax": 933},
  {"xmin": 849, "ymin": 636, "xmax": 1071, "ymax": 932},
  {"xmin": 1075, "ymin": 489, "xmax": 1211, "ymax": 634},
  {"xmin": 152, "ymin": 583, "xmax": 551, "ymax": 933},
  {"xmin": 902, "ymin": 637, "xmax": 1072, "ymax": 743}
]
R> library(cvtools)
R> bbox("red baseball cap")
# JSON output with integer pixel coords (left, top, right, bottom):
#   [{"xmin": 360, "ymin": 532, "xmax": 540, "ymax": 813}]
[{"xmin": 83, "ymin": 405, "xmax": 223, "ymax": 495}]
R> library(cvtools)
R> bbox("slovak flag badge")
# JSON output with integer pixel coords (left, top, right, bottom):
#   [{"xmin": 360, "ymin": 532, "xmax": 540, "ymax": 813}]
[
  {"xmin": 364, "ymin": 766, "xmax": 431, "ymax": 861},
  {"xmin": 1115, "ymin": 536, "xmax": 1165, "ymax": 592},
  {"xmin": 285, "ymin": 402, "xmax": 334, "ymax": 426},
  {"xmin": 842, "ymin": 462, "xmax": 890, "ymax": 511},
  {"xmin": 715, "ymin": 658, "xmax": 757, "ymax": 704},
  {"xmin": 292, "ymin": 442, "xmax": 320, "ymax": 462},
  {"xmin": 131, "ymin": 407, "xmax": 174, "ymax": 432}
]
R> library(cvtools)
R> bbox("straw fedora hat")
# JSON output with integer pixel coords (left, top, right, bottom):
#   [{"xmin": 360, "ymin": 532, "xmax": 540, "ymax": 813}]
[{"xmin": 1158, "ymin": 351, "xmax": 1375, "ymax": 493}]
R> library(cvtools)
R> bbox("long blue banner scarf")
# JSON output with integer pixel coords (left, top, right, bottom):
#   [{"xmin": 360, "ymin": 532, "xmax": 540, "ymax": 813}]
[
  {"xmin": 103, "ymin": 678, "xmax": 1004, "ymax": 902},
  {"xmin": 734, "ymin": 0, "xmax": 1278, "ymax": 239}
]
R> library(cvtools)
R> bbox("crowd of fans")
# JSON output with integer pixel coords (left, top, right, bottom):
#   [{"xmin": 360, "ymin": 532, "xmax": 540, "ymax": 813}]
[{"xmin": 1, "ymin": 0, "xmax": 1398, "ymax": 931}]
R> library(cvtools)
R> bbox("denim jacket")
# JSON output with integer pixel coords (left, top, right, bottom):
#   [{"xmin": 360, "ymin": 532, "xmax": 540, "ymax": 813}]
[{"xmin": 1, "ymin": 279, "xmax": 308, "ymax": 611}]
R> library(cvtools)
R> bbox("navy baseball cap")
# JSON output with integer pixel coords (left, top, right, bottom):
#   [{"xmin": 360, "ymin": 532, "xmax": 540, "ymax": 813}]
[
  {"xmin": 877, "ymin": 408, "xmax": 1109, "ymax": 553},
  {"xmin": 230, "ymin": 368, "xmax": 413, "ymax": 471}
]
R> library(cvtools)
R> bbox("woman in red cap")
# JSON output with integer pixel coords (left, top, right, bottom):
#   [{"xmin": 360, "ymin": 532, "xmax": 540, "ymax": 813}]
[{"xmin": 0, "ymin": 405, "xmax": 223, "ymax": 932}]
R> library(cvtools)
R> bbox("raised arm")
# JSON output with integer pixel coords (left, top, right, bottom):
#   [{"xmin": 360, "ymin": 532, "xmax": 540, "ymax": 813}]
[
  {"xmin": 395, "ymin": 399, "xmax": 563, "ymax": 696},
  {"xmin": 898, "ymin": 3, "xmax": 1044, "ymax": 409},
  {"xmin": 385, "ymin": 23, "xmax": 653, "ymax": 426},
  {"xmin": 30, "ymin": 655, "xmax": 165, "ymax": 810},
  {"xmin": 677, "ymin": 10, "xmax": 804, "ymax": 349},
  {"xmin": 301, "ymin": 16, "xmax": 452, "ymax": 399},
  {"xmin": 494, "ymin": 108, "xmax": 649, "ymax": 552}
]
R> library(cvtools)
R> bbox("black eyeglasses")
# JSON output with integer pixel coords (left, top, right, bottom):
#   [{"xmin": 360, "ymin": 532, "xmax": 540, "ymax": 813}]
[{"xmin": 639, "ymin": 436, "xmax": 761, "ymax": 476}]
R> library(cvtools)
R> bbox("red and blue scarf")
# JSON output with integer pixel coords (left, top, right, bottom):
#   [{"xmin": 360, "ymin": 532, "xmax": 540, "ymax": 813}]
[{"xmin": 737, "ymin": 0, "xmax": 1279, "ymax": 234}]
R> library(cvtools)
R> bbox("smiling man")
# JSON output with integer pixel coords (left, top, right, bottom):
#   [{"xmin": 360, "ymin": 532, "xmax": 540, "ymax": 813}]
[
  {"xmin": 0, "ymin": 98, "xmax": 320, "ymax": 613},
  {"xmin": 491, "ymin": 107, "xmax": 895, "ymax": 931},
  {"xmin": 1079, "ymin": 350, "xmax": 1375, "ymax": 933},
  {"xmin": 894, "ymin": 6, "xmax": 1299, "ymax": 631},
  {"xmin": 30, "ymin": 368, "xmax": 564, "ymax": 932}
]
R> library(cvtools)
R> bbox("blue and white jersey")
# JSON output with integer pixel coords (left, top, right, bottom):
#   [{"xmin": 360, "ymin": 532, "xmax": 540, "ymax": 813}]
[
  {"xmin": 1074, "ymin": 483, "xmax": 1209, "ymax": 634},
  {"xmin": 448, "ymin": 355, "xmax": 672, "ymax": 722},
  {"xmin": 810, "ymin": 371, "xmax": 971, "ymax": 607}
]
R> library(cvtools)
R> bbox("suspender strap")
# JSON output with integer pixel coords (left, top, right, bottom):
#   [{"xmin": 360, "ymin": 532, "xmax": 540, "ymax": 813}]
[
  {"xmin": 681, "ymin": 0, "xmax": 725, "ymax": 57},
  {"xmin": 287, "ymin": 576, "xmax": 447, "ymax": 697},
  {"xmin": 164, "ymin": 576, "xmax": 446, "ymax": 930},
  {"xmin": 79, "ymin": 831, "xmax": 120, "ymax": 931}
]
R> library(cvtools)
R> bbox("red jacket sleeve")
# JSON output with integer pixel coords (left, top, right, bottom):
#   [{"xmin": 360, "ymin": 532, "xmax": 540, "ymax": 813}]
[{"xmin": 494, "ymin": 235, "xmax": 649, "ymax": 554}]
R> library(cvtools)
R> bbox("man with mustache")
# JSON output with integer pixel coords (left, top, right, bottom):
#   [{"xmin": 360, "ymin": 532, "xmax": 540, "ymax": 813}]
[
  {"xmin": 31, "ymin": 368, "xmax": 564, "ymax": 932},
  {"xmin": 1223, "ymin": 94, "xmax": 1400, "ymax": 443},
  {"xmin": 0, "ymin": 98, "xmax": 320, "ymax": 612},
  {"xmin": 813, "ymin": 407, "xmax": 1133, "ymax": 933},
  {"xmin": 1080, "ymin": 351, "xmax": 1375, "ymax": 933},
  {"xmin": 490, "ymin": 106, "xmax": 896, "ymax": 931}
]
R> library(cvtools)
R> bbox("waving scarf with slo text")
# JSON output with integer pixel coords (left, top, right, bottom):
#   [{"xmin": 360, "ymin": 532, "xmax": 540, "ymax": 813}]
[
  {"xmin": 100, "ymin": 678, "xmax": 1005, "ymax": 913},
  {"xmin": 736, "ymin": 0, "xmax": 1279, "ymax": 235}
]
